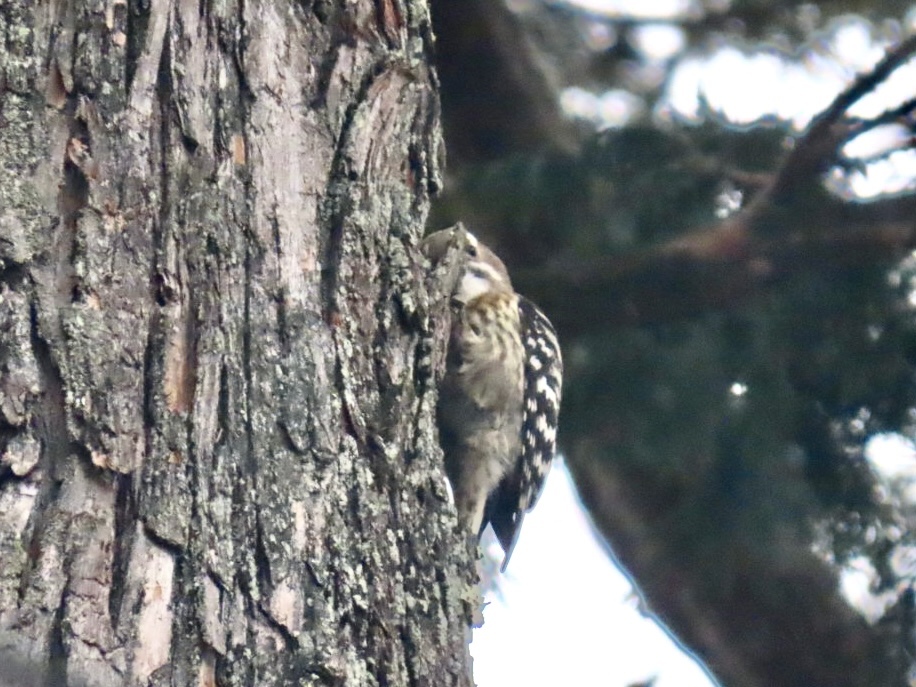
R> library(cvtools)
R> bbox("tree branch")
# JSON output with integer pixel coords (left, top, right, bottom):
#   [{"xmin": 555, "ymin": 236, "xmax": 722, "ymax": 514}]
[
  {"xmin": 766, "ymin": 34, "xmax": 916, "ymax": 204},
  {"xmin": 524, "ymin": 36, "xmax": 916, "ymax": 334}
]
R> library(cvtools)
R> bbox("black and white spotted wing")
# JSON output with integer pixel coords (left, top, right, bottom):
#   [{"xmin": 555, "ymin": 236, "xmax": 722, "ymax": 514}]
[{"xmin": 485, "ymin": 296, "xmax": 563, "ymax": 570}]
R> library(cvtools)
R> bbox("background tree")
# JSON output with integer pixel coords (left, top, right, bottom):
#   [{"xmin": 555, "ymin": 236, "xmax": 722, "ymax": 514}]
[
  {"xmin": 0, "ymin": 1, "xmax": 477, "ymax": 685},
  {"xmin": 431, "ymin": 1, "xmax": 916, "ymax": 686}
]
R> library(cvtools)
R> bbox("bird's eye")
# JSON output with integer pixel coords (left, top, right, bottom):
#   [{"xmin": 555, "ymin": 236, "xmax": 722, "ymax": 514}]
[{"xmin": 469, "ymin": 266, "xmax": 489, "ymax": 280}]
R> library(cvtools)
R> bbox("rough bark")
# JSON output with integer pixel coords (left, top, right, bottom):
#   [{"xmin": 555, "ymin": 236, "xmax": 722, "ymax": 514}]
[{"xmin": 0, "ymin": 2, "xmax": 475, "ymax": 686}]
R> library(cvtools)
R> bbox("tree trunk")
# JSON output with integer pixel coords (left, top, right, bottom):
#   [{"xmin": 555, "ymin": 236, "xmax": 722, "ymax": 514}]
[{"xmin": 0, "ymin": 1, "xmax": 475, "ymax": 685}]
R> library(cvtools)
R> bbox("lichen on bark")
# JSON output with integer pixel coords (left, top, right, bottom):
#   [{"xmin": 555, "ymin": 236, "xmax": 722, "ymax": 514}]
[{"xmin": 0, "ymin": 1, "xmax": 476, "ymax": 685}]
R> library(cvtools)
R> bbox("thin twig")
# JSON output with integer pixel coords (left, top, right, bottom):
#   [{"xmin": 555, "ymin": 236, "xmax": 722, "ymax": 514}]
[
  {"xmin": 853, "ymin": 95, "xmax": 916, "ymax": 129},
  {"xmin": 767, "ymin": 36, "xmax": 916, "ymax": 201},
  {"xmin": 820, "ymin": 35, "xmax": 916, "ymax": 127}
]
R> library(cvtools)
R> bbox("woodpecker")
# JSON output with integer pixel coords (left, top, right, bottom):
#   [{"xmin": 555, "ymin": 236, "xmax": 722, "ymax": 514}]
[{"xmin": 423, "ymin": 227, "xmax": 563, "ymax": 570}]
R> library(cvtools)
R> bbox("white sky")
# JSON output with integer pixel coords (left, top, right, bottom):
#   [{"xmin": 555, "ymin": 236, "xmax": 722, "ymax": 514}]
[
  {"xmin": 564, "ymin": 0, "xmax": 697, "ymax": 20},
  {"xmin": 840, "ymin": 433, "xmax": 916, "ymax": 623},
  {"xmin": 472, "ymin": 461, "xmax": 719, "ymax": 687}
]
